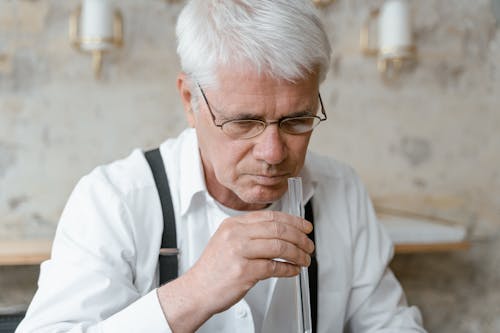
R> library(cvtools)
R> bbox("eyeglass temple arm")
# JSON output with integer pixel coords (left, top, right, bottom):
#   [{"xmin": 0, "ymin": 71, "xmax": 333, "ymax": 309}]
[{"xmin": 318, "ymin": 93, "xmax": 327, "ymax": 120}]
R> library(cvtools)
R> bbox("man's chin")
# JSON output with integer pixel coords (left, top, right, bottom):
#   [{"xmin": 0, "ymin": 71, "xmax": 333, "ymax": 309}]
[{"xmin": 239, "ymin": 186, "xmax": 287, "ymax": 206}]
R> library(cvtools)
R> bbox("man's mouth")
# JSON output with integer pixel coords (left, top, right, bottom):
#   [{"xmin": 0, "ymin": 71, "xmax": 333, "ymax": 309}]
[{"xmin": 251, "ymin": 174, "xmax": 289, "ymax": 186}]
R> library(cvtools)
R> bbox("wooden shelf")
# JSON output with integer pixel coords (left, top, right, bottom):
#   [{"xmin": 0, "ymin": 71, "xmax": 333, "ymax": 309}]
[
  {"xmin": 394, "ymin": 240, "xmax": 470, "ymax": 254},
  {"xmin": 0, "ymin": 240, "xmax": 52, "ymax": 266},
  {"xmin": 376, "ymin": 206, "xmax": 470, "ymax": 255},
  {"xmin": 0, "ymin": 238, "xmax": 471, "ymax": 266}
]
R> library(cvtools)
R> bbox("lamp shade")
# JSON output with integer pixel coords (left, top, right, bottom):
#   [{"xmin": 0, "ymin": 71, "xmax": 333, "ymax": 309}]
[{"xmin": 79, "ymin": 0, "xmax": 115, "ymax": 51}]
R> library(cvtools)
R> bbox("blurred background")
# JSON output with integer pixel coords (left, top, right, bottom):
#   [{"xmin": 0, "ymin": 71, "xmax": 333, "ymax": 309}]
[{"xmin": 0, "ymin": 0, "xmax": 499, "ymax": 332}]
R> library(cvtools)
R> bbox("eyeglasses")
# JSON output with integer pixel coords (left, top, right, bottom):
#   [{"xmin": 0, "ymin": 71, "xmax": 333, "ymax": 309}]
[{"xmin": 197, "ymin": 83, "xmax": 327, "ymax": 140}]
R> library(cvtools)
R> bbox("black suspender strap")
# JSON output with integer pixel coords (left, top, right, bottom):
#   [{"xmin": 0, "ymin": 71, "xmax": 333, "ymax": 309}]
[
  {"xmin": 145, "ymin": 147, "xmax": 318, "ymax": 331},
  {"xmin": 144, "ymin": 148, "xmax": 178, "ymax": 284},
  {"xmin": 305, "ymin": 200, "xmax": 318, "ymax": 333}
]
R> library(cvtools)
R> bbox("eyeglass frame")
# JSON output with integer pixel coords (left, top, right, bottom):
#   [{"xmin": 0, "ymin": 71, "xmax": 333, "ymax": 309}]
[{"xmin": 197, "ymin": 83, "xmax": 327, "ymax": 139}]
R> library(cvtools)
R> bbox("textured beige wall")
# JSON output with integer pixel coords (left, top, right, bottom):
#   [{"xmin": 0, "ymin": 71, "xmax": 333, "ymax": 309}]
[{"xmin": 0, "ymin": 0, "xmax": 499, "ymax": 332}]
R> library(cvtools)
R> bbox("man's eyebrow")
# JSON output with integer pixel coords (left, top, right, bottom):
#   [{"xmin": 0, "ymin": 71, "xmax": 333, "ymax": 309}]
[
  {"xmin": 221, "ymin": 110, "xmax": 315, "ymax": 122},
  {"xmin": 213, "ymin": 105, "xmax": 317, "ymax": 121},
  {"xmin": 215, "ymin": 111, "xmax": 262, "ymax": 122},
  {"xmin": 284, "ymin": 110, "xmax": 316, "ymax": 118}
]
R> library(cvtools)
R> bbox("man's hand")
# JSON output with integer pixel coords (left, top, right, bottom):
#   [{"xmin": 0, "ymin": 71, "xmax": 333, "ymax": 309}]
[{"xmin": 157, "ymin": 210, "xmax": 314, "ymax": 332}]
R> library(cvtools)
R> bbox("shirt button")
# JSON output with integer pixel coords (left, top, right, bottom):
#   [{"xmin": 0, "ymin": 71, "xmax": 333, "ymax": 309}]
[{"xmin": 236, "ymin": 307, "xmax": 248, "ymax": 318}]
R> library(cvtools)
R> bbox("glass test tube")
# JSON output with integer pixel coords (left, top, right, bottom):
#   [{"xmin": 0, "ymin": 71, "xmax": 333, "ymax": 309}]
[{"xmin": 288, "ymin": 177, "xmax": 312, "ymax": 333}]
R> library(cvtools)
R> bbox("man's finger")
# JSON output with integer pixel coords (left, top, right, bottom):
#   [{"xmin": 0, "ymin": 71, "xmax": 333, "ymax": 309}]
[
  {"xmin": 252, "ymin": 259, "xmax": 301, "ymax": 279},
  {"xmin": 234, "ymin": 210, "xmax": 313, "ymax": 234},
  {"xmin": 244, "ymin": 239, "xmax": 311, "ymax": 267},
  {"xmin": 242, "ymin": 221, "xmax": 315, "ymax": 254}
]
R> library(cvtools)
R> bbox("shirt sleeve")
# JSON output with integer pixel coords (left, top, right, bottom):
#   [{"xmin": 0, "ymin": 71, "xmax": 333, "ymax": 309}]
[
  {"xmin": 344, "ymin": 172, "xmax": 427, "ymax": 333},
  {"xmin": 16, "ymin": 171, "xmax": 172, "ymax": 333}
]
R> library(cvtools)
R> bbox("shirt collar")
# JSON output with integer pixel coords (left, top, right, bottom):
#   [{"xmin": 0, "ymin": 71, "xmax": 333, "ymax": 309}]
[{"xmin": 178, "ymin": 129, "xmax": 207, "ymax": 216}]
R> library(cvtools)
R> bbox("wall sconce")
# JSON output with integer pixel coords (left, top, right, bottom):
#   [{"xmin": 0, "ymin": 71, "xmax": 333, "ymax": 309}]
[
  {"xmin": 360, "ymin": 0, "xmax": 417, "ymax": 81},
  {"xmin": 69, "ymin": 0, "xmax": 123, "ymax": 79}
]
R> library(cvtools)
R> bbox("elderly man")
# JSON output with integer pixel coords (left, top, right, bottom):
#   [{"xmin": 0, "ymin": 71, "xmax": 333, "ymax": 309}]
[{"xmin": 18, "ymin": 1, "xmax": 426, "ymax": 332}]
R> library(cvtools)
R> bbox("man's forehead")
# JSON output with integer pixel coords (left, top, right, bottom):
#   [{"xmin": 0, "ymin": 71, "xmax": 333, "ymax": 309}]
[
  {"xmin": 213, "ymin": 64, "xmax": 319, "ymax": 88},
  {"xmin": 210, "ymin": 72, "xmax": 318, "ymax": 99}
]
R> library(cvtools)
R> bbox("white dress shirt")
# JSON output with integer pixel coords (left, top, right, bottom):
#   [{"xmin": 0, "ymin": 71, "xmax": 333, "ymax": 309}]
[{"xmin": 17, "ymin": 128, "xmax": 426, "ymax": 333}]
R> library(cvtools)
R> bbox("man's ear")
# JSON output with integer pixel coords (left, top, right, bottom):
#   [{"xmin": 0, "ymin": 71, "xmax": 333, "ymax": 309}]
[{"xmin": 177, "ymin": 72, "xmax": 196, "ymax": 128}]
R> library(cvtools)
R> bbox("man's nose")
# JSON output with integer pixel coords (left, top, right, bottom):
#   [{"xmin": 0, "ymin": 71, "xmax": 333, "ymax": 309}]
[{"xmin": 252, "ymin": 124, "xmax": 287, "ymax": 165}]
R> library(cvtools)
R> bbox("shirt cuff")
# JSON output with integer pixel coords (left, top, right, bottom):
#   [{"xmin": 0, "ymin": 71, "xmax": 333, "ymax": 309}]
[{"xmin": 100, "ymin": 289, "xmax": 172, "ymax": 333}]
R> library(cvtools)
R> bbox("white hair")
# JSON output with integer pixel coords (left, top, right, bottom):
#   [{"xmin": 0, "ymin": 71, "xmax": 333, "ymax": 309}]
[{"xmin": 176, "ymin": 0, "xmax": 332, "ymax": 90}]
